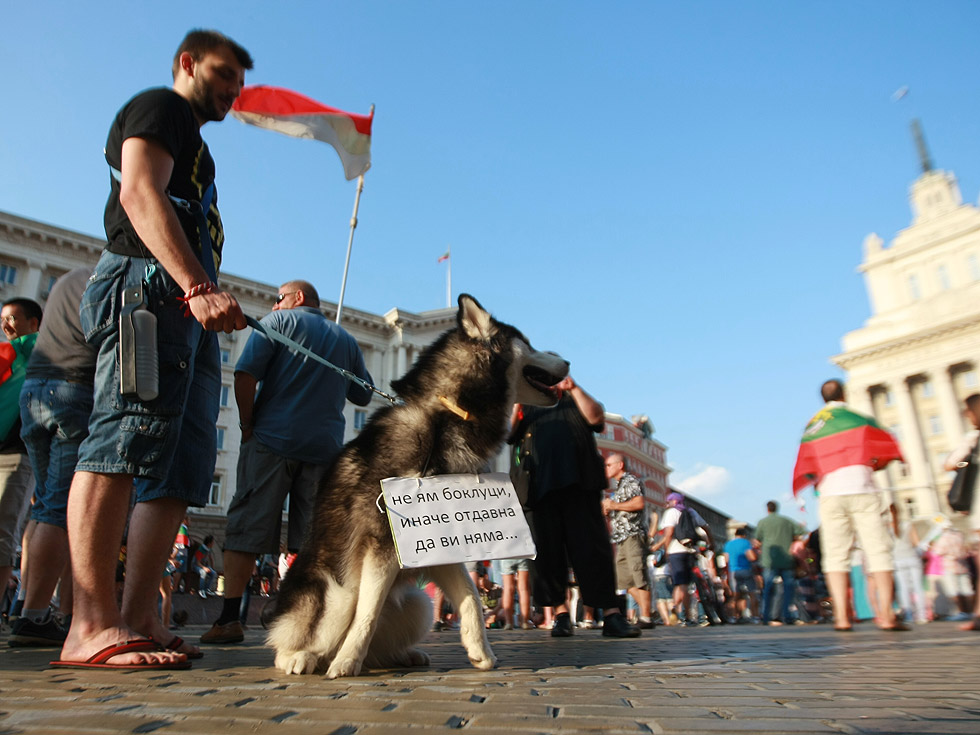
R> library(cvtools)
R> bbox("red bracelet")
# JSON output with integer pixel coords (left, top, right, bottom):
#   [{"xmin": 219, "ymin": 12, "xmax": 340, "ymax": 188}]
[{"xmin": 178, "ymin": 281, "xmax": 217, "ymax": 316}]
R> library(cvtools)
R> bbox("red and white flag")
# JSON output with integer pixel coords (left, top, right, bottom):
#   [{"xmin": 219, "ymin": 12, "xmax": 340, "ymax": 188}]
[
  {"xmin": 231, "ymin": 85, "xmax": 373, "ymax": 180},
  {"xmin": 437, "ymin": 250, "xmax": 450, "ymax": 263}
]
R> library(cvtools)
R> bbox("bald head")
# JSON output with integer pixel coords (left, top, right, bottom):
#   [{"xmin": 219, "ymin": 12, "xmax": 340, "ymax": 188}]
[
  {"xmin": 821, "ymin": 379, "xmax": 845, "ymax": 403},
  {"xmin": 274, "ymin": 280, "xmax": 320, "ymax": 311}
]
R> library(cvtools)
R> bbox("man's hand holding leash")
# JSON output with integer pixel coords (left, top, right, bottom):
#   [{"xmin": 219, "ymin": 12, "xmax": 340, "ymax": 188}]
[{"xmin": 184, "ymin": 286, "xmax": 246, "ymax": 333}]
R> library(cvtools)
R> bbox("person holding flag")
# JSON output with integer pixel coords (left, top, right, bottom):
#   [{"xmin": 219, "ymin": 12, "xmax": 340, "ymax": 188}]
[{"xmin": 793, "ymin": 379, "xmax": 907, "ymax": 632}]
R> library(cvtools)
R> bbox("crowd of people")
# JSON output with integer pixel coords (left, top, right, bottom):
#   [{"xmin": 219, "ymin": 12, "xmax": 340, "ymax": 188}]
[{"xmin": 2, "ymin": 27, "xmax": 980, "ymax": 676}]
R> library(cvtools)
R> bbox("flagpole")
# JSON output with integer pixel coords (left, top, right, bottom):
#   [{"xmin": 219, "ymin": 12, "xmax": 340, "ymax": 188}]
[
  {"xmin": 335, "ymin": 104, "xmax": 374, "ymax": 324},
  {"xmin": 446, "ymin": 245, "xmax": 452, "ymax": 308}
]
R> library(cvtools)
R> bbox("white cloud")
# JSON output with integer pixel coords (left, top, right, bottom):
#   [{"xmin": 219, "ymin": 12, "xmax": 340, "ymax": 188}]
[{"xmin": 675, "ymin": 464, "xmax": 732, "ymax": 498}]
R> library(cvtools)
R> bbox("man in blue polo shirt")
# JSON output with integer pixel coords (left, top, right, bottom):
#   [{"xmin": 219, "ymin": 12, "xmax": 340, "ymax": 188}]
[{"xmin": 201, "ymin": 280, "xmax": 372, "ymax": 644}]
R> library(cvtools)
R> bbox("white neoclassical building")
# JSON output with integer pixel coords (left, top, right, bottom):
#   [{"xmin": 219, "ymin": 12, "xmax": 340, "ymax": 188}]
[
  {"xmin": 833, "ymin": 138, "xmax": 980, "ymax": 522},
  {"xmin": 0, "ymin": 208, "xmax": 463, "ymax": 539}
]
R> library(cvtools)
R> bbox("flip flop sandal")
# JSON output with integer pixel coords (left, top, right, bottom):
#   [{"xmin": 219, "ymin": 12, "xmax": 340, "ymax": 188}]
[
  {"xmin": 165, "ymin": 635, "xmax": 204, "ymax": 659},
  {"xmin": 51, "ymin": 638, "xmax": 192, "ymax": 670},
  {"xmin": 960, "ymin": 616, "xmax": 980, "ymax": 632},
  {"xmin": 878, "ymin": 622, "xmax": 911, "ymax": 632}
]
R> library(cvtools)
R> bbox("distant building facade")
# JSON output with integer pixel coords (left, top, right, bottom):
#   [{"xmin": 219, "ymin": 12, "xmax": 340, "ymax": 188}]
[{"xmin": 833, "ymin": 143, "xmax": 980, "ymax": 522}]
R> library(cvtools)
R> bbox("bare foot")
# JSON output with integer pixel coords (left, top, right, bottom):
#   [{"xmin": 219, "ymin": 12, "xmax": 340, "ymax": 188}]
[{"xmin": 60, "ymin": 624, "xmax": 189, "ymax": 666}]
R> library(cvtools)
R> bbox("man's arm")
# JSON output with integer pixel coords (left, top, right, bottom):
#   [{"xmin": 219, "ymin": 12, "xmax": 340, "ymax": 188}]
[
  {"xmin": 344, "ymin": 340, "xmax": 373, "ymax": 406},
  {"xmin": 603, "ymin": 495, "xmax": 645, "ymax": 513},
  {"xmin": 118, "ymin": 137, "xmax": 245, "ymax": 333},
  {"xmin": 234, "ymin": 370, "xmax": 259, "ymax": 442},
  {"xmin": 557, "ymin": 376, "xmax": 604, "ymax": 427},
  {"xmin": 944, "ymin": 431, "xmax": 977, "ymax": 471},
  {"xmin": 651, "ymin": 525, "xmax": 674, "ymax": 553}
]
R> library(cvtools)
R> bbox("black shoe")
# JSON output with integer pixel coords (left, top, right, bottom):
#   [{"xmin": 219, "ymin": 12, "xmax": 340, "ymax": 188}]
[
  {"xmin": 637, "ymin": 617, "xmax": 655, "ymax": 629},
  {"xmin": 9, "ymin": 615, "xmax": 68, "ymax": 647},
  {"xmin": 551, "ymin": 613, "xmax": 574, "ymax": 637},
  {"xmin": 602, "ymin": 612, "xmax": 641, "ymax": 638}
]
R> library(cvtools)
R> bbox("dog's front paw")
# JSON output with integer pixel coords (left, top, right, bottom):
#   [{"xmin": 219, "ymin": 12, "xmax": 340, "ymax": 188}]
[
  {"xmin": 406, "ymin": 648, "xmax": 430, "ymax": 667},
  {"xmin": 275, "ymin": 650, "xmax": 320, "ymax": 675},
  {"xmin": 326, "ymin": 656, "xmax": 362, "ymax": 679},
  {"xmin": 468, "ymin": 647, "xmax": 497, "ymax": 670}
]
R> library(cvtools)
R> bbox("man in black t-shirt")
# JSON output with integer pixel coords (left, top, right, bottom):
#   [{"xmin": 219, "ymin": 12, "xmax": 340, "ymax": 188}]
[
  {"xmin": 56, "ymin": 30, "xmax": 253, "ymax": 671},
  {"xmin": 509, "ymin": 377, "xmax": 640, "ymax": 639}
]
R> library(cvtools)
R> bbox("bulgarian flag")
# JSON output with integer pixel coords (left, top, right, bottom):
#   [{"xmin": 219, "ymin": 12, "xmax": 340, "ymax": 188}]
[
  {"xmin": 231, "ymin": 86, "xmax": 373, "ymax": 181},
  {"xmin": 792, "ymin": 404, "xmax": 903, "ymax": 495}
]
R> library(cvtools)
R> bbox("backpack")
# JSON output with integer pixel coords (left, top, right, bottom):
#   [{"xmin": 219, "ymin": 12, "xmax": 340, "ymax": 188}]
[{"xmin": 674, "ymin": 509, "xmax": 698, "ymax": 546}]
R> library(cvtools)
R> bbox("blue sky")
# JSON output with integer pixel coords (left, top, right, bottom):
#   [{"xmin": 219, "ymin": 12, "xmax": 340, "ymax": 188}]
[{"xmin": 3, "ymin": 1, "xmax": 979, "ymax": 525}]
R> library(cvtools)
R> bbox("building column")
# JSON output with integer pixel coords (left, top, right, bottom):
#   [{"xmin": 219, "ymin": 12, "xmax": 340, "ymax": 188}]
[
  {"xmin": 20, "ymin": 260, "xmax": 43, "ymax": 299},
  {"xmin": 396, "ymin": 344, "xmax": 408, "ymax": 379},
  {"xmin": 848, "ymin": 382, "xmax": 875, "ymax": 417},
  {"xmin": 932, "ymin": 365, "xmax": 965, "ymax": 443},
  {"xmin": 892, "ymin": 376, "xmax": 939, "ymax": 514},
  {"xmin": 370, "ymin": 348, "xmax": 384, "ymax": 389}
]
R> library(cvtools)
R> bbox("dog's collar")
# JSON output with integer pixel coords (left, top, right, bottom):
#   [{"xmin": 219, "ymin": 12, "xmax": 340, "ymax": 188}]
[{"xmin": 438, "ymin": 395, "xmax": 472, "ymax": 421}]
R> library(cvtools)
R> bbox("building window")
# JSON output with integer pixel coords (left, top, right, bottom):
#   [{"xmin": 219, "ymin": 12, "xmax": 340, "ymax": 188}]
[
  {"xmin": 0, "ymin": 264, "xmax": 17, "ymax": 285},
  {"xmin": 928, "ymin": 415, "xmax": 942, "ymax": 435},
  {"xmin": 889, "ymin": 424, "xmax": 902, "ymax": 443},
  {"xmin": 220, "ymin": 348, "xmax": 232, "ymax": 364},
  {"xmin": 965, "ymin": 371, "xmax": 978, "ymax": 388},
  {"xmin": 209, "ymin": 475, "xmax": 222, "ymax": 506},
  {"xmin": 969, "ymin": 254, "xmax": 980, "ymax": 282},
  {"xmin": 220, "ymin": 384, "xmax": 230, "ymax": 407},
  {"xmin": 921, "ymin": 380, "xmax": 934, "ymax": 398},
  {"xmin": 883, "ymin": 390, "xmax": 893, "ymax": 407},
  {"xmin": 937, "ymin": 265, "xmax": 951, "ymax": 291},
  {"xmin": 907, "ymin": 274, "xmax": 920, "ymax": 301},
  {"xmin": 216, "ymin": 426, "xmax": 226, "ymax": 450},
  {"xmin": 354, "ymin": 409, "xmax": 368, "ymax": 431}
]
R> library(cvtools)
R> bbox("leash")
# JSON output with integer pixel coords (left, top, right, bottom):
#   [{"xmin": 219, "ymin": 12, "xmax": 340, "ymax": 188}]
[
  {"xmin": 245, "ymin": 316, "xmax": 400, "ymax": 405},
  {"xmin": 109, "ymin": 165, "xmax": 398, "ymax": 406}
]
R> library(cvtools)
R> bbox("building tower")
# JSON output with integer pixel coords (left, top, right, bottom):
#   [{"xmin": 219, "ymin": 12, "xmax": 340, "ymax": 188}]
[{"xmin": 833, "ymin": 122, "xmax": 980, "ymax": 521}]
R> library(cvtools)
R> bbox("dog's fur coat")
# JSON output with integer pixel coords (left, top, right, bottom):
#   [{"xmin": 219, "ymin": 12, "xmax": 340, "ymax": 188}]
[{"xmin": 268, "ymin": 295, "xmax": 568, "ymax": 678}]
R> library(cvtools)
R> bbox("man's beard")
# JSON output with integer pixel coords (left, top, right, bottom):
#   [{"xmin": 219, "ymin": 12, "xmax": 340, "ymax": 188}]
[{"xmin": 188, "ymin": 78, "xmax": 228, "ymax": 123}]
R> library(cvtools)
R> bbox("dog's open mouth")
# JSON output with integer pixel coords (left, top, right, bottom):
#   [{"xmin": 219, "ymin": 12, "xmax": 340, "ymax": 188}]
[{"xmin": 523, "ymin": 365, "xmax": 563, "ymax": 397}]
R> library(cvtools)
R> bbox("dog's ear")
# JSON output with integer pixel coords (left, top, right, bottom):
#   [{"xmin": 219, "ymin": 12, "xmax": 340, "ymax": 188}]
[{"xmin": 457, "ymin": 294, "xmax": 495, "ymax": 341}]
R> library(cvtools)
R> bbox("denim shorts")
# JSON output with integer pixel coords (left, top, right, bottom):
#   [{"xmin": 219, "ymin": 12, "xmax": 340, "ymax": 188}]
[
  {"xmin": 491, "ymin": 557, "xmax": 531, "ymax": 577},
  {"xmin": 20, "ymin": 377, "xmax": 94, "ymax": 529},
  {"xmin": 74, "ymin": 250, "xmax": 220, "ymax": 506},
  {"xmin": 731, "ymin": 568, "xmax": 758, "ymax": 594}
]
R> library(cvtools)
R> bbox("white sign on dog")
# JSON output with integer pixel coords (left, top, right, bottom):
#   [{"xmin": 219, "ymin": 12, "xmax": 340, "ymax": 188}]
[{"xmin": 381, "ymin": 473, "xmax": 536, "ymax": 568}]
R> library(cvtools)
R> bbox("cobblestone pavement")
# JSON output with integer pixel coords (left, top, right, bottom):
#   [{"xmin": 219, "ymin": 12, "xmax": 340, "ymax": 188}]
[{"xmin": 1, "ymin": 621, "xmax": 978, "ymax": 734}]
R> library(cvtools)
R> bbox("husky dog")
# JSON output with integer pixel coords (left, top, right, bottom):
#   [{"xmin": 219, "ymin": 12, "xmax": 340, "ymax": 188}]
[{"xmin": 268, "ymin": 294, "xmax": 568, "ymax": 678}]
